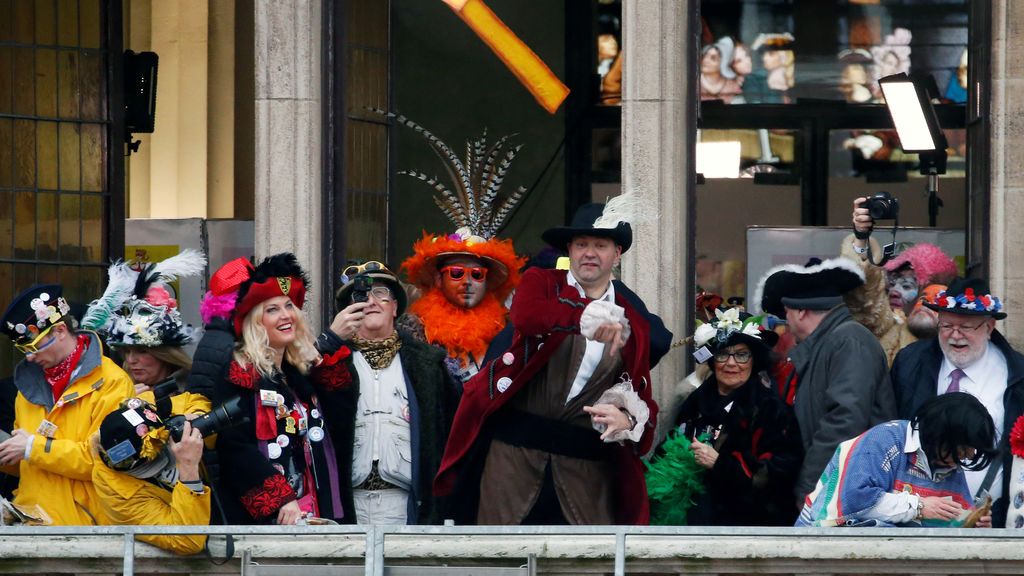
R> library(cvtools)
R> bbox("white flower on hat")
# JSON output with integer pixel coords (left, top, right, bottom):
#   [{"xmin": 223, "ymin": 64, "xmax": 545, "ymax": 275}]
[
  {"xmin": 715, "ymin": 307, "xmax": 742, "ymax": 332},
  {"xmin": 694, "ymin": 322, "xmax": 717, "ymax": 348},
  {"xmin": 741, "ymin": 322, "xmax": 763, "ymax": 338}
]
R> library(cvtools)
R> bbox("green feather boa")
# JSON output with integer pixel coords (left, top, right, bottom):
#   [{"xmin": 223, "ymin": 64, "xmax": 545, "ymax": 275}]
[{"xmin": 645, "ymin": 432, "xmax": 708, "ymax": 525}]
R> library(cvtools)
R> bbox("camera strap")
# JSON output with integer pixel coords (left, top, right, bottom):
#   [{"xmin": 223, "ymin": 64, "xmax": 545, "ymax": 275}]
[{"xmin": 866, "ymin": 214, "xmax": 899, "ymax": 266}]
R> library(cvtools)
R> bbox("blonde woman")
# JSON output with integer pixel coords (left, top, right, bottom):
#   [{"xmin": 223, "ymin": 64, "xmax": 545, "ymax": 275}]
[{"xmin": 212, "ymin": 253, "xmax": 351, "ymax": 524}]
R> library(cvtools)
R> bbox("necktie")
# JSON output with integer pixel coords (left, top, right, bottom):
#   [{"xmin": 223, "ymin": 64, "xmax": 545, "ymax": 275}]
[{"xmin": 946, "ymin": 368, "xmax": 966, "ymax": 394}]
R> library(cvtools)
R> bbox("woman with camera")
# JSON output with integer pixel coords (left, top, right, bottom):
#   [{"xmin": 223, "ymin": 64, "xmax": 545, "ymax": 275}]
[
  {"xmin": 647, "ymin": 308, "xmax": 803, "ymax": 526},
  {"xmin": 317, "ymin": 261, "xmax": 459, "ymax": 525},
  {"xmin": 212, "ymin": 253, "xmax": 351, "ymax": 525}
]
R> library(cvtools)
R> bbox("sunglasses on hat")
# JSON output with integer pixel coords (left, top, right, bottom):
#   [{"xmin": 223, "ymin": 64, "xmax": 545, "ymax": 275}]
[
  {"xmin": 441, "ymin": 265, "xmax": 488, "ymax": 282},
  {"xmin": 14, "ymin": 323, "xmax": 60, "ymax": 354},
  {"xmin": 343, "ymin": 261, "xmax": 386, "ymax": 278}
]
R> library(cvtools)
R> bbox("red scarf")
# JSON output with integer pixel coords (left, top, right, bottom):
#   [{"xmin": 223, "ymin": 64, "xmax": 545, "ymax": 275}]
[{"xmin": 44, "ymin": 334, "xmax": 89, "ymax": 403}]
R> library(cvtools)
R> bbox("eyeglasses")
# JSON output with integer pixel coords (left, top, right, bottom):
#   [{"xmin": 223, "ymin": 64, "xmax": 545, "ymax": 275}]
[
  {"xmin": 343, "ymin": 261, "xmax": 386, "ymax": 278},
  {"xmin": 368, "ymin": 287, "xmax": 394, "ymax": 303},
  {"xmin": 713, "ymin": 350, "xmax": 752, "ymax": 364},
  {"xmin": 14, "ymin": 323, "xmax": 59, "ymax": 354},
  {"xmin": 441, "ymin": 265, "xmax": 488, "ymax": 282},
  {"xmin": 937, "ymin": 321, "xmax": 986, "ymax": 334}
]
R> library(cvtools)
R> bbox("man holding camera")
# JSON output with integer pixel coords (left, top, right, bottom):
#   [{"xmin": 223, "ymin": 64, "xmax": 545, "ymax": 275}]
[
  {"xmin": 93, "ymin": 396, "xmax": 210, "ymax": 554},
  {"xmin": 758, "ymin": 258, "xmax": 896, "ymax": 505},
  {"xmin": 890, "ymin": 277, "xmax": 1024, "ymax": 527},
  {"xmin": 0, "ymin": 285, "xmax": 134, "ymax": 525}
]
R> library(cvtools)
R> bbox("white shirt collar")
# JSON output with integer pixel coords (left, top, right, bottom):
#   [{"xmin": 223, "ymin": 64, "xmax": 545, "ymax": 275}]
[{"xmin": 566, "ymin": 269, "xmax": 615, "ymax": 302}]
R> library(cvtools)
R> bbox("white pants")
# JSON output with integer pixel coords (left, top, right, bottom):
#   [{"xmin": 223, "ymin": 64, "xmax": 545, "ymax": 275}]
[{"xmin": 352, "ymin": 488, "xmax": 409, "ymax": 525}]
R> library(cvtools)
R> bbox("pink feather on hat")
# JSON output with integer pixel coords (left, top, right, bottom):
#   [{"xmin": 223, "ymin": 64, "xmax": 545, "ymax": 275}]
[{"xmin": 882, "ymin": 243, "xmax": 957, "ymax": 287}]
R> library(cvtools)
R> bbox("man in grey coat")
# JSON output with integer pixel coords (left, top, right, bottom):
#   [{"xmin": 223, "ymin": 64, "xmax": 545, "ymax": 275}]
[{"xmin": 758, "ymin": 258, "xmax": 896, "ymax": 505}]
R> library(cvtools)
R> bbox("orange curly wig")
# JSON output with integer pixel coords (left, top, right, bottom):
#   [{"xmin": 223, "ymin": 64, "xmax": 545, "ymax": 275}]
[{"xmin": 401, "ymin": 232, "xmax": 526, "ymax": 303}]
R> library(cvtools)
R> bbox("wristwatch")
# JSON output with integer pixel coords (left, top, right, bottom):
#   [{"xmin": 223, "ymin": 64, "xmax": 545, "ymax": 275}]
[
  {"xmin": 852, "ymin": 241, "xmax": 869, "ymax": 255},
  {"xmin": 915, "ymin": 497, "xmax": 925, "ymax": 521},
  {"xmin": 625, "ymin": 411, "xmax": 638, "ymax": 430}
]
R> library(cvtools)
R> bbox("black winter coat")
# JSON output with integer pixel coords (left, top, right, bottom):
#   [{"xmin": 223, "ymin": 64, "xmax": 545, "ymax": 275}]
[
  {"xmin": 673, "ymin": 374, "xmax": 803, "ymax": 526},
  {"xmin": 891, "ymin": 329, "xmax": 1024, "ymax": 526},
  {"xmin": 316, "ymin": 330, "xmax": 461, "ymax": 524},
  {"xmin": 187, "ymin": 317, "xmax": 236, "ymax": 402}
]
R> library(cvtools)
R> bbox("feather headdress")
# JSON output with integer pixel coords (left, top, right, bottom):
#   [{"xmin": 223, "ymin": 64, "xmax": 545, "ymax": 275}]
[
  {"xmin": 376, "ymin": 109, "xmax": 527, "ymax": 240},
  {"xmin": 83, "ymin": 249, "xmax": 206, "ymax": 348}
]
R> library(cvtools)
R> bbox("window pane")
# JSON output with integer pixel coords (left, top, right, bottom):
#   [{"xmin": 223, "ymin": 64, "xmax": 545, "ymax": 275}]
[
  {"xmin": 12, "ymin": 0, "xmax": 32, "ymax": 44},
  {"xmin": 14, "ymin": 192, "xmax": 35, "ymax": 258},
  {"xmin": 14, "ymin": 119, "xmax": 35, "ymax": 188},
  {"xmin": 59, "ymin": 122, "xmax": 80, "ymax": 190},
  {"xmin": 35, "ymin": 49, "xmax": 57, "ymax": 118},
  {"xmin": 0, "ymin": 191, "xmax": 11, "ymax": 258},
  {"xmin": 79, "ymin": 51, "xmax": 103, "ymax": 120},
  {"xmin": 0, "ymin": 118, "xmax": 11, "ymax": 188},
  {"xmin": 79, "ymin": 265, "xmax": 102, "ymax": 302},
  {"xmin": 37, "ymin": 121, "xmax": 58, "ymax": 190},
  {"xmin": 0, "ymin": 47, "xmax": 12, "ymax": 114},
  {"xmin": 80, "ymin": 123, "xmax": 103, "ymax": 191},
  {"xmin": 59, "ymin": 192, "xmax": 80, "ymax": 261},
  {"xmin": 12, "ymin": 47, "xmax": 33, "ymax": 116},
  {"xmin": 56, "ymin": 0, "xmax": 78, "ymax": 47},
  {"xmin": 58, "ymin": 50, "xmax": 80, "ymax": 118},
  {"xmin": 35, "ymin": 0, "xmax": 55, "ymax": 45},
  {"xmin": 79, "ymin": 0, "xmax": 100, "ymax": 49},
  {"xmin": 36, "ymin": 191, "xmax": 57, "ymax": 260},
  {"xmin": 0, "ymin": 0, "xmax": 12, "ymax": 43},
  {"xmin": 36, "ymin": 263, "xmax": 59, "ymax": 284},
  {"xmin": 81, "ymin": 193, "xmax": 102, "ymax": 262}
]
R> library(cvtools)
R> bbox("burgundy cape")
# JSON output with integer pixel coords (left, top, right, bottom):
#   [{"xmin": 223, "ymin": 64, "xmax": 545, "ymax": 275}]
[{"xmin": 433, "ymin": 268, "xmax": 659, "ymax": 524}]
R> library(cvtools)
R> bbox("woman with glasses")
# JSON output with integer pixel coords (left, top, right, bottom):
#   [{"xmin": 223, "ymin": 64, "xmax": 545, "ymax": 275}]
[
  {"xmin": 647, "ymin": 308, "xmax": 802, "ymax": 526},
  {"xmin": 317, "ymin": 262, "xmax": 459, "ymax": 525}
]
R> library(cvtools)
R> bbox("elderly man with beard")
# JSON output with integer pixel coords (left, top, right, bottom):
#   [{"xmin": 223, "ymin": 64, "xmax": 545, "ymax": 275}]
[
  {"xmin": 844, "ymin": 198, "xmax": 958, "ymax": 365},
  {"xmin": 891, "ymin": 278, "xmax": 1024, "ymax": 527}
]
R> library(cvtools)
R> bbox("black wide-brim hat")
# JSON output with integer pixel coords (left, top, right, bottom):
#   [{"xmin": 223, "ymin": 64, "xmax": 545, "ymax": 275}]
[
  {"xmin": 923, "ymin": 277, "xmax": 1006, "ymax": 319},
  {"xmin": 1, "ymin": 284, "xmax": 71, "ymax": 343},
  {"xmin": 335, "ymin": 268, "xmax": 408, "ymax": 317},
  {"xmin": 541, "ymin": 203, "xmax": 633, "ymax": 253},
  {"xmin": 756, "ymin": 257, "xmax": 865, "ymax": 318}
]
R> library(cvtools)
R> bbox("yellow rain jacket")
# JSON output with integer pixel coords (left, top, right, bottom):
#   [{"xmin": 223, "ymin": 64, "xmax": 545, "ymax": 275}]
[
  {"xmin": 4, "ymin": 332, "xmax": 133, "ymax": 525},
  {"xmin": 92, "ymin": 391, "xmax": 213, "ymax": 555}
]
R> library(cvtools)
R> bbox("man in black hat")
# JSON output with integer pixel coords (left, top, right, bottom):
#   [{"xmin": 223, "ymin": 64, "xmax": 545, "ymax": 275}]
[
  {"xmin": 891, "ymin": 278, "xmax": 1024, "ymax": 527},
  {"xmin": 0, "ymin": 284, "xmax": 134, "ymax": 524},
  {"xmin": 758, "ymin": 258, "xmax": 896, "ymax": 505},
  {"xmin": 434, "ymin": 201, "xmax": 672, "ymax": 525}
]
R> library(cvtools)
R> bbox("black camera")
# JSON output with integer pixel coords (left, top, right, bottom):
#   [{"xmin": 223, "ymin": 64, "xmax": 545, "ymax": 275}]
[
  {"xmin": 860, "ymin": 191, "xmax": 900, "ymax": 220},
  {"xmin": 165, "ymin": 396, "xmax": 248, "ymax": 442},
  {"xmin": 351, "ymin": 275, "xmax": 372, "ymax": 304}
]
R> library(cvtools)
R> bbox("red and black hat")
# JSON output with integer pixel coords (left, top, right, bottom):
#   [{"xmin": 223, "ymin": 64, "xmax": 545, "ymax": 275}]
[{"xmin": 232, "ymin": 253, "xmax": 309, "ymax": 336}]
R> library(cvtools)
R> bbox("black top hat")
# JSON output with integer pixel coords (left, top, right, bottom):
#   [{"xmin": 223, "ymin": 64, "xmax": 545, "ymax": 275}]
[
  {"xmin": 542, "ymin": 203, "xmax": 633, "ymax": 253},
  {"xmin": 1, "ymin": 284, "xmax": 72, "ymax": 343},
  {"xmin": 757, "ymin": 258, "xmax": 865, "ymax": 318},
  {"xmin": 923, "ymin": 277, "xmax": 1006, "ymax": 319}
]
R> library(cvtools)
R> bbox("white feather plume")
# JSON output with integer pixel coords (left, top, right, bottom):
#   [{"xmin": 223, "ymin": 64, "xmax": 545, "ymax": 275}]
[
  {"xmin": 147, "ymin": 249, "xmax": 207, "ymax": 285},
  {"xmin": 592, "ymin": 194, "xmax": 650, "ymax": 229},
  {"xmin": 79, "ymin": 261, "xmax": 139, "ymax": 332}
]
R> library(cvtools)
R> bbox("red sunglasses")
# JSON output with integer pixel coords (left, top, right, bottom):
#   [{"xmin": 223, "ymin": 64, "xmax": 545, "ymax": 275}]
[{"xmin": 441, "ymin": 265, "xmax": 488, "ymax": 282}]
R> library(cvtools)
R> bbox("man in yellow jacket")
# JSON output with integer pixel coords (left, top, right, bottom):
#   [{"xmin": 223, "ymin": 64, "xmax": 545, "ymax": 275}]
[
  {"xmin": 94, "ymin": 395, "xmax": 211, "ymax": 555},
  {"xmin": 0, "ymin": 284, "xmax": 134, "ymax": 525}
]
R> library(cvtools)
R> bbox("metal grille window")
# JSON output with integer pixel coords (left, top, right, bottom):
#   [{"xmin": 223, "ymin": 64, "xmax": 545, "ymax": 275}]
[{"xmin": 0, "ymin": 0, "xmax": 119, "ymax": 376}]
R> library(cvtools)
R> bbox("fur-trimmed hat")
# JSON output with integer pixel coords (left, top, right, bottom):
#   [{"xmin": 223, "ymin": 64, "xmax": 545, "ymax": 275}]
[
  {"xmin": 882, "ymin": 243, "xmax": 958, "ymax": 287},
  {"xmin": 233, "ymin": 253, "xmax": 309, "ymax": 336},
  {"xmin": 1, "ymin": 284, "xmax": 72, "ymax": 344},
  {"xmin": 81, "ymin": 250, "xmax": 206, "ymax": 350},
  {"xmin": 923, "ymin": 277, "xmax": 1005, "ymax": 320},
  {"xmin": 757, "ymin": 257, "xmax": 865, "ymax": 318}
]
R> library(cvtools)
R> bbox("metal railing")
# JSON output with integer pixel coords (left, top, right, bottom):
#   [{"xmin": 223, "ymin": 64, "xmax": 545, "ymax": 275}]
[{"xmin": 2, "ymin": 525, "xmax": 1024, "ymax": 576}]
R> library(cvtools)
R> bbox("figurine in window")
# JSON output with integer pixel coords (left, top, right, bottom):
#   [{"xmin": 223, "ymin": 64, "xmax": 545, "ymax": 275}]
[
  {"xmin": 870, "ymin": 28, "xmax": 913, "ymax": 100},
  {"xmin": 749, "ymin": 33, "xmax": 795, "ymax": 104},
  {"xmin": 838, "ymin": 49, "xmax": 874, "ymax": 104}
]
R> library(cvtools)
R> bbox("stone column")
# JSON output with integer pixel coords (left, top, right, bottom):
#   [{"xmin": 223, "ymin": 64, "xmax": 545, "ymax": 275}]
[
  {"xmin": 253, "ymin": 0, "xmax": 324, "ymax": 329},
  {"xmin": 989, "ymin": 0, "xmax": 1024, "ymax": 348},
  {"xmin": 619, "ymin": 0, "xmax": 690, "ymax": 434}
]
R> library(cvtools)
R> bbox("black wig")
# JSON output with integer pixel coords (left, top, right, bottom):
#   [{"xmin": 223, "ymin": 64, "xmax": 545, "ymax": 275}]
[{"xmin": 912, "ymin": 392, "xmax": 997, "ymax": 472}]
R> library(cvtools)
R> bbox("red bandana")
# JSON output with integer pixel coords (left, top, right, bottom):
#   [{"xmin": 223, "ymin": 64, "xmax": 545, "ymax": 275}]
[{"xmin": 44, "ymin": 334, "xmax": 89, "ymax": 402}]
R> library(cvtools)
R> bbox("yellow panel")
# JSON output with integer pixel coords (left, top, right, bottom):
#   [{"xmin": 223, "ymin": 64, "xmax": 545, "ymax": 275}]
[
  {"xmin": 36, "ymin": 191, "xmax": 57, "ymax": 260},
  {"xmin": 79, "ymin": 0, "xmax": 99, "ymax": 48},
  {"xmin": 0, "ymin": 191, "xmax": 12, "ymax": 258},
  {"xmin": 14, "ymin": 192, "xmax": 35, "ymax": 257},
  {"xmin": 81, "ymin": 193, "xmax": 102, "ymax": 262},
  {"xmin": 0, "ymin": 48, "xmax": 11, "ymax": 113},
  {"xmin": 59, "ymin": 192, "xmax": 80, "ymax": 261},
  {"xmin": 59, "ymin": 122, "xmax": 80, "ymax": 190},
  {"xmin": 36, "ymin": 121, "xmax": 58, "ymax": 190},
  {"xmin": 58, "ymin": 50, "xmax": 80, "ymax": 118},
  {"xmin": 35, "ymin": 49, "xmax": 57, "ymax": 117},
  {"xmin": 35, "ymin": 0, "xmax": 55, "ymax": 45},
  {"xmin": 13, "ymin": 119, "xmax": 35, "ymax": 188},
  {"xmin": 80, "ymin": 51, "xmax": 103, "ymax": 120},
  {"xmin": 12, "ymin": 47, "xmax": 33, "ymax": 116},
  {"xmin": 56, "ymin": 0, "xmax": 78, "ymax": 47},
  {"xmin": 0, "ymin": 118, "xmax": 11, "ymax": 188},
  {"xmin": 12, "ymin": 0, "xmax": 32, "ymax": 44},
  {"xmin": 80, "ymin": 123, "xmax": 103, "ymax": 191}
]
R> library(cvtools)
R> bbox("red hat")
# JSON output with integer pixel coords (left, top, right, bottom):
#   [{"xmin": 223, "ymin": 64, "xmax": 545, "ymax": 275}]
[
  {"xmin": 232, "ymin": 253, "xmax": 309, "ymax": 336},
  {"xmin": 211, "ymin": 257, "xmax": 254, "ymax": 296}
]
